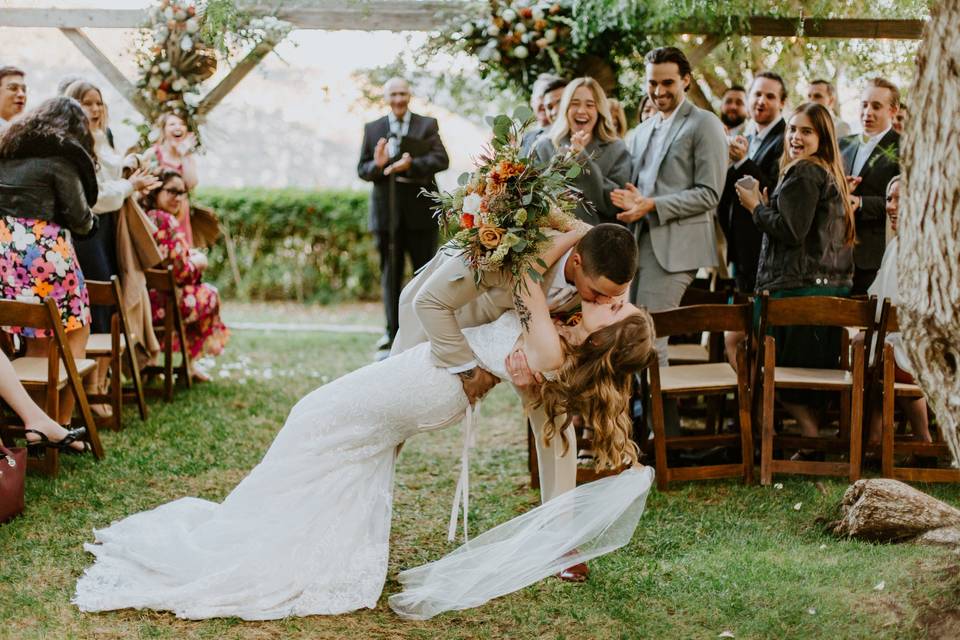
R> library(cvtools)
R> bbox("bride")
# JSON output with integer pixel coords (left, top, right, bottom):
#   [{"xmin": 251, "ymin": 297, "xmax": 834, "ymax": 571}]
[{"xmin": 73, "ymin": 226, "xmax": 657, "ymax": 621}]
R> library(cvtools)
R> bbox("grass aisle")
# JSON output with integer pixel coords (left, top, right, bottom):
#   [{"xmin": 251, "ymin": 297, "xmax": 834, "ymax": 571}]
[{"xmin": 2, "ymin": 327, "xmax": 959, "ymax": 639}]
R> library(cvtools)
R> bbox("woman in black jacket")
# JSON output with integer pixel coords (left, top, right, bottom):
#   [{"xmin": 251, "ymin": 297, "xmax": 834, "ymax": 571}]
[
  {"xmin": 736, "ymin": 101, "xmax": 855, "ymax": 453},
  {"xmin": 0, "ymin": 96, "xmax": 97, "ymax": 447}
]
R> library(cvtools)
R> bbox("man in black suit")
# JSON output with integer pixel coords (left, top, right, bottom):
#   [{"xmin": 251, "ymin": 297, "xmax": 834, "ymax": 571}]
[
  {"xmin": 358, "ymin": 77, "xmax": 450, "ymax": 352},
  {"xmin": 841, "ymin": 77, "xmax": 900, "ymax": 294},
  {"xmin": 718, "ymin": 71, "xmax": 787, "ymax": 294}
]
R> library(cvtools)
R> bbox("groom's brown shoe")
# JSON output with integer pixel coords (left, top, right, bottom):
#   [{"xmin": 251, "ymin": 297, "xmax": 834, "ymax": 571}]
[{"xmin": 557, "ymin": 562, "xmax": 589, "ymax": 583}]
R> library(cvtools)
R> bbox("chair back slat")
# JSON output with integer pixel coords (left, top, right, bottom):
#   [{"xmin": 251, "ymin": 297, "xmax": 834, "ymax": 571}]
[
  {"xmin": 0, "ymin": 299, "xmax": 54, "ymax": 330},
  {"xmin": 679, "ymin": 286, "xmax": 730, "ymax": 307},
  {"xmin": 144, "ymin": 267, "xmax": 175, "ymax": 291},
  {"xmin": 763, "ymin": 294, "xmax": 876, "ymax": 329},
  {"xmin": 84, "ymin": 278, "xmax": 119, "ymax": 307},
  {"xmin": 652, "ymin": 303, "xmax": 752, "ymax": 338}
]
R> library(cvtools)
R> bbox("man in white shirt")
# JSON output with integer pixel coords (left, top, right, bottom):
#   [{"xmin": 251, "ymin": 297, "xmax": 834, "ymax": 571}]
[
  {"xmin": 0, "ymin": 66, "xmax": 27, "ymax": 129},
  {"xmin": 807, "ymin": 79, "xmax": 851, "ymax": 138},
  {"xmin": 840, "ymin": 77, "xmax": 901, "ymax": 293}
]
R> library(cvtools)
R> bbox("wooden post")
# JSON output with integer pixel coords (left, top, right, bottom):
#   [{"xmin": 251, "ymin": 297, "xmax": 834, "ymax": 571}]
[
  {"xmin": 58, "ymin": 28, "xmax": 152, "ymax": 118},
  {"xmin": 196, "ymin": 40, "xmax": 279, "ymax": 117}
]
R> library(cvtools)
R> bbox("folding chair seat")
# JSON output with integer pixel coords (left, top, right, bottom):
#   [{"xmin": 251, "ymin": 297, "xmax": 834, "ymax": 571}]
[
  {"xmin": 647, "ymin": 303, "xmax": 754, "ymax": 490},
  {"xmin": 142, "ymin": 266, "xmax": 193, "ymax": 401},
  {"xmin": 0, "ymin": 297, "xmax": 104, "ymax": 475},
  {"xmin": 875, "ymin": 302, "xmax": 960, "ymax": 482},
  {"xmin": 84, "ymin": 277, "xmax": 148, "ymax": 430},
  {"xmin": 757, "ymin": 294, "xmax": 876, "ymax": 484}
]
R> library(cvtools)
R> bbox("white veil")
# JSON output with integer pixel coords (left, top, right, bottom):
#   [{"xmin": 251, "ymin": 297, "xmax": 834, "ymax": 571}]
[{"xmin": 389, "ymin": 465, "xmax": 655, "ymax": 620}]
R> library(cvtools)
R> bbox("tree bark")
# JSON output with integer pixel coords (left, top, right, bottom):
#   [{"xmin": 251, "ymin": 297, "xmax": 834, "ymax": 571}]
[
  {"xmin": 899, "ymin": 0, "xmax": 960, "ymax": 466},
  {"xmin": 829, "ymin": 479, "xmax": 960, "ymax": 544}
]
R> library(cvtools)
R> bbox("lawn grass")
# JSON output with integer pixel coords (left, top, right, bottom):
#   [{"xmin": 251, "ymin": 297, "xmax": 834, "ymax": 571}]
[{"xmin": 2, "ymin": 324, "xmax": 959, "ymax": 639}]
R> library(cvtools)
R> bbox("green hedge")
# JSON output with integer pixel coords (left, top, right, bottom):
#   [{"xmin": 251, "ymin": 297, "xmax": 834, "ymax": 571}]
[{"xmin": 194, "ymin": 188, "xmax": 379, "ymax": 303}]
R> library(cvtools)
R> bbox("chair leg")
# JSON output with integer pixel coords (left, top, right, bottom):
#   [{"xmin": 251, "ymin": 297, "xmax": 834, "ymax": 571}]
[
  {"xmin": 736, "ymin": 343, "xmax": 754, "ymax": 485},
  {"xmin": 848, "ymin": 345, "xmax": 865, "ymax": 482},
  {"xmin": 110, "ymin": 350, "xmax": 123, "ymax": 430},
  {"xmin": 881, "ymin": 349, "xmax": 895, "ymax": 477},
  {"xmin": 164, "ymin": 310, "xmax": 174, "ymax": 402},
  {"xmin": 649, "ymin": 366, "xmax": 669, "ymax": 491},
  {"xmin": 124, "ymin": 339, "xmax": 148, "ymax": 420},
  {"xmin": 760, "ymin": 336, "xmax": 775, "ymax": 485}
]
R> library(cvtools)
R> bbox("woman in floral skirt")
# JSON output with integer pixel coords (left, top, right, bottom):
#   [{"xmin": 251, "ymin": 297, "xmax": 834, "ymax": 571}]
[
  {"xmin": 0, "ymin": 96, "xmax": 97, "ymax": 449},
  {"xmin": 141, "ymin": 169, "xmax": 227, "ymax": 380}
]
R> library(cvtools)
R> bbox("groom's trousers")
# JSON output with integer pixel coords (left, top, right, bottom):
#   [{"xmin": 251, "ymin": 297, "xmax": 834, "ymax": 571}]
[{"xmin": 524, "ymin": 398, "xmax": 577, "ymax": 503}]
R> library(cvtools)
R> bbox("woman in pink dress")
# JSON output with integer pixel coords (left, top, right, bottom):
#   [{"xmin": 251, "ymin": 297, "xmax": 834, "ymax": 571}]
[
  {"xmin": 142, "ymin": 113, "xmax": 198, "ymax": 246},
  {"xmin": 142, "ymin": 169, "xmax": 227, "ymax": 380}
]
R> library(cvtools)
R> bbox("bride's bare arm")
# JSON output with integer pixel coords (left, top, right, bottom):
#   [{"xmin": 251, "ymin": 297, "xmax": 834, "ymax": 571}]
[{"xmin": 538, "ymin": 221, "xmax": 591, "ymax": 270}]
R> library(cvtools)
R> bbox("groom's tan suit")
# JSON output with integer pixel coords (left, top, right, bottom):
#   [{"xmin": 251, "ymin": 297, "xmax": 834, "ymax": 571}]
[{"xmin": 391, "ymin": 244, "xmax": 580, "ymax": 503}]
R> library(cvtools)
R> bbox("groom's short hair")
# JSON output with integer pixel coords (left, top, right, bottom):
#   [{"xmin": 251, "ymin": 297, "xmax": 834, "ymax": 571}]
[{"xmin": 576, "ymin": 224, "xmax": 638, "ymax": 285}]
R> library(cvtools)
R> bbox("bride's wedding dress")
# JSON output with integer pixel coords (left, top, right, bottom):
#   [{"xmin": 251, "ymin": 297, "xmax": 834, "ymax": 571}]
[{"xmin": 74, "ymin": 312, "xmax": 653, "ymax": 620}]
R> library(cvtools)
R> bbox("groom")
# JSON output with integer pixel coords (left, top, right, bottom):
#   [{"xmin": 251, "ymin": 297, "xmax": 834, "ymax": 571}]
[{"xmin": 391, "ymin": 223, "xmax": 638, "ymax": 579}]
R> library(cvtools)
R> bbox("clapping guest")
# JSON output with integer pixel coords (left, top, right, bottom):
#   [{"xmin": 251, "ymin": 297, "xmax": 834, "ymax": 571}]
[
  {"xmin": 141, "ymin": 170, "xmax": 228, "ymax": 380},
  {"xmin": 840, "ymin": 77, "xmax": 901, "ymax": 295},
  {"xmin": 142, "ymin": 112, "xmax": 199, "ymax": 246},
  {"xmin": 0, "ymin": 66, "xmax": 27, "ymax": 128},
  {"xmin": 0, "ymin": 97, "xmax": 98, "ymax": 427},
  {"xmin": 865, "ymin": 175, "xmax": 930, "ymax": 447},
  {"xmin": 735, "ymin": 102, "xmax": 855, "ymax": 456},
  {"xmin": 719, "ymin": 72, "xmax": 787, "ymax": 295},
  {"xmin": 532, "ymin": 77, "xmax": 632, "ymax": 224}
]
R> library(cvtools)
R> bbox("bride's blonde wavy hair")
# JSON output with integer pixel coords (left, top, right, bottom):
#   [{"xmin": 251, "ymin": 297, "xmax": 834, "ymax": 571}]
[{"xmin": 537, "ymin": 309, "xmax": 657, "ymax": 470}]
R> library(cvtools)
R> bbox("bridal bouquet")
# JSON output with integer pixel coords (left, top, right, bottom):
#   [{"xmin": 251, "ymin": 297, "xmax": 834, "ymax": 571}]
[{"xmin": 429, "ymin": 107, "xmax": 583, "ymax": 304}]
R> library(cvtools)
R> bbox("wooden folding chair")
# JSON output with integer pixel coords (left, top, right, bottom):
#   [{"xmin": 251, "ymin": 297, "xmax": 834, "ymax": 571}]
[
  {"xmin": 666, "ymin": 284, "xmax": 731, "ymax": 365},
  {"xmin": 84, "ymin": 277, "xmax": 148, "ymax": 429},
  {"xmin": 142, "ymin": 266, "xmax": 192, "ymax": 401},
  {"xmin": 875, "ymin": 303, "xmax": 959, "ymax": 482},
  {"xmin": 647, "ymin": 303, "xmax": 755, "ymax": 490},
  {"xmin": 757, "ymin": 294, "xmax": 877, "ymax": 485},
  {"xmin": 0, "ymin": 297, "xmax": 104, "ymax": 474}
]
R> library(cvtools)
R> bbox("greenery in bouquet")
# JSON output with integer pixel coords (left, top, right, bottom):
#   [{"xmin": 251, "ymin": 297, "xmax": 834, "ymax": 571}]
[
  {"xmin": 428, "ymin": 106, "xmax": 584, "ymax": 321},
  {"xmin": 133, "ymin": 0, "xmax": 291, "ymax": 148}
]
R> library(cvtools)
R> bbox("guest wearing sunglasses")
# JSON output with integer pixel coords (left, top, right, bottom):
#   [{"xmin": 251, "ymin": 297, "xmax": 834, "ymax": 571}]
[{"xmin": 141, "ymin": 169, "xmax": 228, "ymax": 379}]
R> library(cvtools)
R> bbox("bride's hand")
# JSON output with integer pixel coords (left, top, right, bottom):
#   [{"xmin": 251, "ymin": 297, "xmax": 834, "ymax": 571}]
[{"xmin": 505, "ymin": 348, "xmax": 543, "ymax": 389}]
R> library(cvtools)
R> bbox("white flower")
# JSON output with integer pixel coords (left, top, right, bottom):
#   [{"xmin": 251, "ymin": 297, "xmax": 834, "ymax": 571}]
[
  {"xmin": 163, "ymin": 6, "xmax": 174, "ymax": 20},
  {"xmin": 521, "ymin": 32, "xmax": 532, "ymax": 43},
  {"xmin": 172, "ymin": 78, "xmax": 187, "ymax": 91},
  {"xmin": 158, "ymin": 61, "xmax": 171, "ymax": 73},
  {"xmin": 149, "ymin": 75, "xmax": 163, "ymax": 88},
  {"xmin": 10, "ymin": 225, "xmax": 35, "ymax": 251},
  {"xmin": 491, "ymin": 49, "xmax": 502, "ymax": 62},
  {"xmin": 513, "ymin": 45, "xmax": 529, "ymax": 59},
  {"xmin": 45, "ymin": 250, "xmax": 68, "ymax": 277},
  {"xmin": 185, "ymin": 18, "xmax": 200, "ymax": 34},
  {"xmin": 180, "ymin": 35, "xmax": 193, "ymax": 52},
  {"xmin": 250, "ymin": 17, "xmax": 264, "ymax": 30},
  {"xmin": 532, "ymin": 7, "xmax": 545, "ymax": 20},
  {"xmin": 501, "ymin": 8, "xmax": 517, "ymax": 22},
  {"xmin": 462, "ymin": 193, "xmax": 483, "ymax": 214},
  {"xmin": 514, "ymin": 22, "xmax": 527, "ymax": 34},
  {"xmin": 461, "ymin": 22, "xmax": 475, "ymax": 36},
  {"xmin": 544, "ymin": 28, "xmax": 557, "ymax": 43},
  {"xmin": 182, "ymin": 92, "xmax": 201, "ymax": 107},
  {"xmin": 486, "ymin": 24, "xmax": 501, "ymax": 36}
]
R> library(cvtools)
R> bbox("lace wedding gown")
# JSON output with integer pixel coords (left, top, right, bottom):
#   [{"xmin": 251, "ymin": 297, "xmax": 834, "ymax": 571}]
[{"xmin": 74, "ymin": 312, "xmax": 654, "ymax": 620}]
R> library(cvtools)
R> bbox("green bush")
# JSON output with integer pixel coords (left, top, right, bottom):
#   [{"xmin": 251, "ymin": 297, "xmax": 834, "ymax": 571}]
[{"xmin": 194, "ymin": 188, "xmax": 380, "ymax": 303}]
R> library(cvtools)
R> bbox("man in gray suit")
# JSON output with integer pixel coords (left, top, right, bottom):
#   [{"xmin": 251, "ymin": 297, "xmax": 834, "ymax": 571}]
[{"xmin": 612, "ymin": 47, "xmax": 727, "ymax": 431}]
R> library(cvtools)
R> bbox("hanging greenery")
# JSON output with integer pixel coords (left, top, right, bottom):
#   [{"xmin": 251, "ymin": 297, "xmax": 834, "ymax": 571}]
[{"xmin": 134, "ymin": 0, "xmax": 291, "ymax": 147}]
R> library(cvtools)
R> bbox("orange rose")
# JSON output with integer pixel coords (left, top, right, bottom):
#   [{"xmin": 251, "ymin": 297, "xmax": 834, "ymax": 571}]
[
  {"xmin": 461, "ymin": 213, "xmax": 475, "ymax": 229},
  {"xmin": 477, "ymin": 224, "xmax": 504, "ymax": 249}
]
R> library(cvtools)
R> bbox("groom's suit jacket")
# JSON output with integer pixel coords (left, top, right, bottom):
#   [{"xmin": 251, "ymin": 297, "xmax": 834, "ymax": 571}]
[{"xmin": 390, "ymin": 239, "xmax": 580, "ymax": 372}]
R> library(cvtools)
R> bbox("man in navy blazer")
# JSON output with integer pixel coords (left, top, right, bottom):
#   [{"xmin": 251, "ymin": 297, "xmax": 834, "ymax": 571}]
[
  {"xmin": 718, "ymin": 71, "xmax": 787, "ymax": 294},
  {"xmin": 358, "ymin": 77, "xmax": 449, "ymax": 351},
  {"xmin": 840, "ymin": 77, "xmax": 901, "ymax": 294}
]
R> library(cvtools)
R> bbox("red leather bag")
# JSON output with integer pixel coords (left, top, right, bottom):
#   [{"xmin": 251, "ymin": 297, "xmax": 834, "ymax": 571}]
[{"xmin": 0, "ymin": 443, "xmax": 26, "ymax": 523}]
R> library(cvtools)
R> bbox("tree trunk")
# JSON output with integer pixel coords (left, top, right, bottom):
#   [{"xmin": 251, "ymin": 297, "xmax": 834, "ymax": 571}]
[
  {"xmin": 899, "ymin": 0, "xmax": 960, "ymax": 466},
  {"xmin": 829, "ymin": 479, "xmax": 960, "ymax": 544}
]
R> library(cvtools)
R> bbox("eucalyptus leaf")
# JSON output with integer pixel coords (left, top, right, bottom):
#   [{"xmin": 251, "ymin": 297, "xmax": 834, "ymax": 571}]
[
  {"xmin": 521, "ymin": 193, "xmax": 533, "ymax": 205},
  {"xmin": 565, "ymin": 164, "xmax": 582, "ymax": 179},
  {"xmin": 513, "ymin": 105, "xmax": 534, "ymax": 123},
  {"xmin": 457, "ymin": 172, "xmax": 471, "ymax": 186}
]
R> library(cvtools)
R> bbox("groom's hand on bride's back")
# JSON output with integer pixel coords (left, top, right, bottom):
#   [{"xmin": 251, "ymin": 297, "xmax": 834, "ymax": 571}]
[{"xmin": 458, "ymin": 367, "xmax": 499, "ymax": 405}]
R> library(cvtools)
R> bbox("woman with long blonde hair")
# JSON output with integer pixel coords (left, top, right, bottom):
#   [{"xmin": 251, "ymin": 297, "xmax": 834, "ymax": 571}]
[
  {"xmin": 736, "ymin": 101, "xmax": 855, "ymax": 457},
  {"xmin": 532, "ymin": 77, "xmax": 632, "ymax": 224}
]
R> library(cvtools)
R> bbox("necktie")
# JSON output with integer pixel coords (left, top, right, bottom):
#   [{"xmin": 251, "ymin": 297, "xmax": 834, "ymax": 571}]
[{"xmin": 747, "ymin": 133, "xmax": 761, "ymax": 160}]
